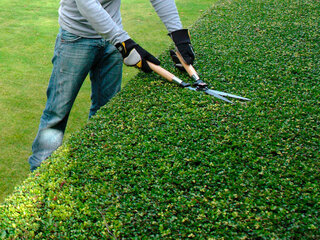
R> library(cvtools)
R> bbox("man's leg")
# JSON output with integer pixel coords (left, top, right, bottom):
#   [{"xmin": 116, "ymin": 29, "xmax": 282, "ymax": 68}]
[
  {"xmin": 28, "ymin": 29, "xmax": 99, "ymax": 171},
  {"xmin": 89, "ymin": 41, "xmax": 123, "ymax": 118}
]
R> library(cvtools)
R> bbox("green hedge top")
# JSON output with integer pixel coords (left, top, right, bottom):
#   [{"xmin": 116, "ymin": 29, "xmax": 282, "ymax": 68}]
[{"xmin": 1, "ymin": 0, "xmax": 319, "ymax": 239}]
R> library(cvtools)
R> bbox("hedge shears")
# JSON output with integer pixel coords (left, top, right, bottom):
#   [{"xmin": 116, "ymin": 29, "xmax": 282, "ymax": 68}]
[{"xmin": 147, "ymin": 52, "xmax": 251, "ymax": 104}]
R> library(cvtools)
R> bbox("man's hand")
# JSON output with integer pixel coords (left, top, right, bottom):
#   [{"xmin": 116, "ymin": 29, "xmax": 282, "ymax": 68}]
[
  {"xmin": 169, "ymin": 29, "xmax": 195, "ymax": 65},
  {"xmin": 116, "ymin": 39, "xmax": 160, "ymax": 73},
  {"xmin": 169, "ymin": 50, "xmax": 185, "ymax": 72}
]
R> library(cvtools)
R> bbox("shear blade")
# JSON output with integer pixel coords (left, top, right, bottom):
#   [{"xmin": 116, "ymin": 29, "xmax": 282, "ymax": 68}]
[
  {"xmin": 204, "ymin": 89, "xmax": 234, "ymax": 104},
  {"xmin": 186, "ymin": 86, "xmax": 251, "ymax": 104},
  {"xmin": 186, "ymin": 86, "xmax": 197, "ymax": 91},
  {"xmin": 206, "ymin": 89, "xmax": 251, "ymax": 101},
  {"xmin": 186, "ymin": 86, "xmax": 233, "ymax": 103}
]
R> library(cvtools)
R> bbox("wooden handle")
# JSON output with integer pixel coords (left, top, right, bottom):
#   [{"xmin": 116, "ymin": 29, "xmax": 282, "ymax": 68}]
[
  {"xmin": 147, "ymin": 61, "xmax": 174, "ymax": 82},
  {"xmin": 175, "ymin": 51, "xmax": 200, "ymax": 80}
]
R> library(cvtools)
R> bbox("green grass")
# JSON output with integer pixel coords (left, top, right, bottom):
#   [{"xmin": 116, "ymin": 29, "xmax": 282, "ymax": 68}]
[
  {"xmin": 1, "ymin": 0, "xmax": 319, "ymax": 238},
  {"xmin": 0, "ymin": 0, "xmax": 58, "ymax": 201},
  {"xmin": 0, "ymin": 0, "xmax": 213, "ymax": 202}
]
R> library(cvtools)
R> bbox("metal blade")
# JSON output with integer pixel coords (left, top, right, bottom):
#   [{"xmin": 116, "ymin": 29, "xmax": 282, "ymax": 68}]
[
  {"xmin": 185, "ymin": 86, "xmax": 234, "ymax": 103},
  {"xmin": 204, "ymin": 89, "xmax": 234, "ymax": 104},
  {"xmin": 206, "ymin": 89, "xmax": 251, "ymax": 101},
  {"xmin": 186, "ymin": 86, "xmax": 197, "ymax": 91}
]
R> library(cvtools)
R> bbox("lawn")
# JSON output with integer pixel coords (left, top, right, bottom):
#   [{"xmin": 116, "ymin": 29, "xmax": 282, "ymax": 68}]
[{"xmin": 0, "ymin": 0, "xmax": 213, "ymax": 202}]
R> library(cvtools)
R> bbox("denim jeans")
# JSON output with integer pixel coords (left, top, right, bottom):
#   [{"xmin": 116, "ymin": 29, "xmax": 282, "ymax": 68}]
[{"xmin": 28, "ymin": 28, "xmax": 123, "ymax": 171}]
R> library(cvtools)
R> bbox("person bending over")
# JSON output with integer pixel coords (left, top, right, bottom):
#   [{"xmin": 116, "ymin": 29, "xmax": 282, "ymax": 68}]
[{"xmin": 28, "ymin": 0, "xmax": 195, "ymax": 172}]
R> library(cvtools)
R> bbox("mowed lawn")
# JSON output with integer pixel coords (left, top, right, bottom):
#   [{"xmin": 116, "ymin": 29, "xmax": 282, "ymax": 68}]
[{"xmin": 0, "ymin": 0, "xmax": 214, "ymax": 201}]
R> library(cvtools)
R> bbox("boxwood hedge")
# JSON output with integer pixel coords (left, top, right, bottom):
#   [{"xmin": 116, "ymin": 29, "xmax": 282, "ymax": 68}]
[{"xmin": 1, "ymin": 0, "xmax": 319, "ymax": 239}]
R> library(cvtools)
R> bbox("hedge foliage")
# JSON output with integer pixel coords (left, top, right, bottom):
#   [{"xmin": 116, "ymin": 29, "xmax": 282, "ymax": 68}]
[{"xmin": 1, "ymin": 0, "xmax": 319, "ymax": 239}]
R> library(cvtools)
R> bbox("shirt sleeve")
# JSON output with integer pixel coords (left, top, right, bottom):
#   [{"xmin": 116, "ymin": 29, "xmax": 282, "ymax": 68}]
[
  {"xmin": 150, "ymin": 0, "xmax": 183, "ymax": 33},
  {"xmin": 74, "ymin": 0, "xmax": 130, "ymax": 45}
]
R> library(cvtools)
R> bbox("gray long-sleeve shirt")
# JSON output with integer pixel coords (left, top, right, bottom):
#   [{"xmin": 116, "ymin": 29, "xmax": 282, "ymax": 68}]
[{"xmin": 58, "ymin": 0, "xmax": 183, "ymax": 45}]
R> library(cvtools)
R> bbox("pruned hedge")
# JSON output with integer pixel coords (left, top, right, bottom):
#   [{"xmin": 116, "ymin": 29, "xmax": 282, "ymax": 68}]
[{"xmin": 1, "ymin": 0, "xmax": 319, "ymax": 239}]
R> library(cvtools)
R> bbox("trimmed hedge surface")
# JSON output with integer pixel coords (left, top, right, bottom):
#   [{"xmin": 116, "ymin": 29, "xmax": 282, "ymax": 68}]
[{"xmin": 1, "ymin": 0, "xmax": 319, "ymax": 239}]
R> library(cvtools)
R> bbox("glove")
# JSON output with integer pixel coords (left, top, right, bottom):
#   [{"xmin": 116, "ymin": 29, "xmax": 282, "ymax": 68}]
[
  {"xmin": 170, "ymin": 50, "xmax": 185, "ymax": 72},
  {"xmin": 169, "ymin": 29, "xmax": 195, "ymax": 65},
  {"xmin": 116, "ymin": 39, "xmax": 160, "ymax": 73}
]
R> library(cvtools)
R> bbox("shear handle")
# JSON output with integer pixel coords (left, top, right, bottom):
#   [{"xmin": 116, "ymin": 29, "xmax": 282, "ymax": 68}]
[
  {"xmin": 175, "ymin": 51, "xmax": 200, "ymax": 81},
  {"xmin": 147, "ymin": 61, "xmax": 190, "ymax": 87}
]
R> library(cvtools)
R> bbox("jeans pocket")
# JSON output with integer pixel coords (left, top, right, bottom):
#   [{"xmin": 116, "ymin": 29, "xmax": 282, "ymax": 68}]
[{"xmin": 60, "ymin": 29, "xmax": 82, "ymax": 43}]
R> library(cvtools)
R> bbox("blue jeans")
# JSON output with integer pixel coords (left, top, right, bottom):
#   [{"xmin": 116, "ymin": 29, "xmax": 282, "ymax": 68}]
[{"xmin": 28, "ymin": 28, "xmax": 123, "ymax": 172}]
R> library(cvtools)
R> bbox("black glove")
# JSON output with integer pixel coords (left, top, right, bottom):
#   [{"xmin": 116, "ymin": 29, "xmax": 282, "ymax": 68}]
[
  {"xmin": 116, "ymin": 39, "xmax": 160, "ymax": 73},
  {"xmin": 169, "ymin": 29, "xmax": 195, "ymax": 65},
  {"xmin": 170, "ymin": 50, "xmax": 185, "ymax": 72}
]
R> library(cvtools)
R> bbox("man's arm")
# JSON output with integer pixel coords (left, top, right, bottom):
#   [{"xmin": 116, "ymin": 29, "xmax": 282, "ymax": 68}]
[
  {"xmin": 150, "ymin": 0, "xmax": 183, "ymax": 33},
  {"xmin": 74, "ymin": 0, "xmax": 130, "ymax": 45},
  {"xmin": 150, "ymin": 0, "xmax": 195, "ymax": 65}
]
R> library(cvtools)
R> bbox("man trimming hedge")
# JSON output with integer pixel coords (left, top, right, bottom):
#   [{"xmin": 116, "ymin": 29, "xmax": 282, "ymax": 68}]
[{"xmin": 28, "ymin": 0, "xmax": 195, "ymax": 172}]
